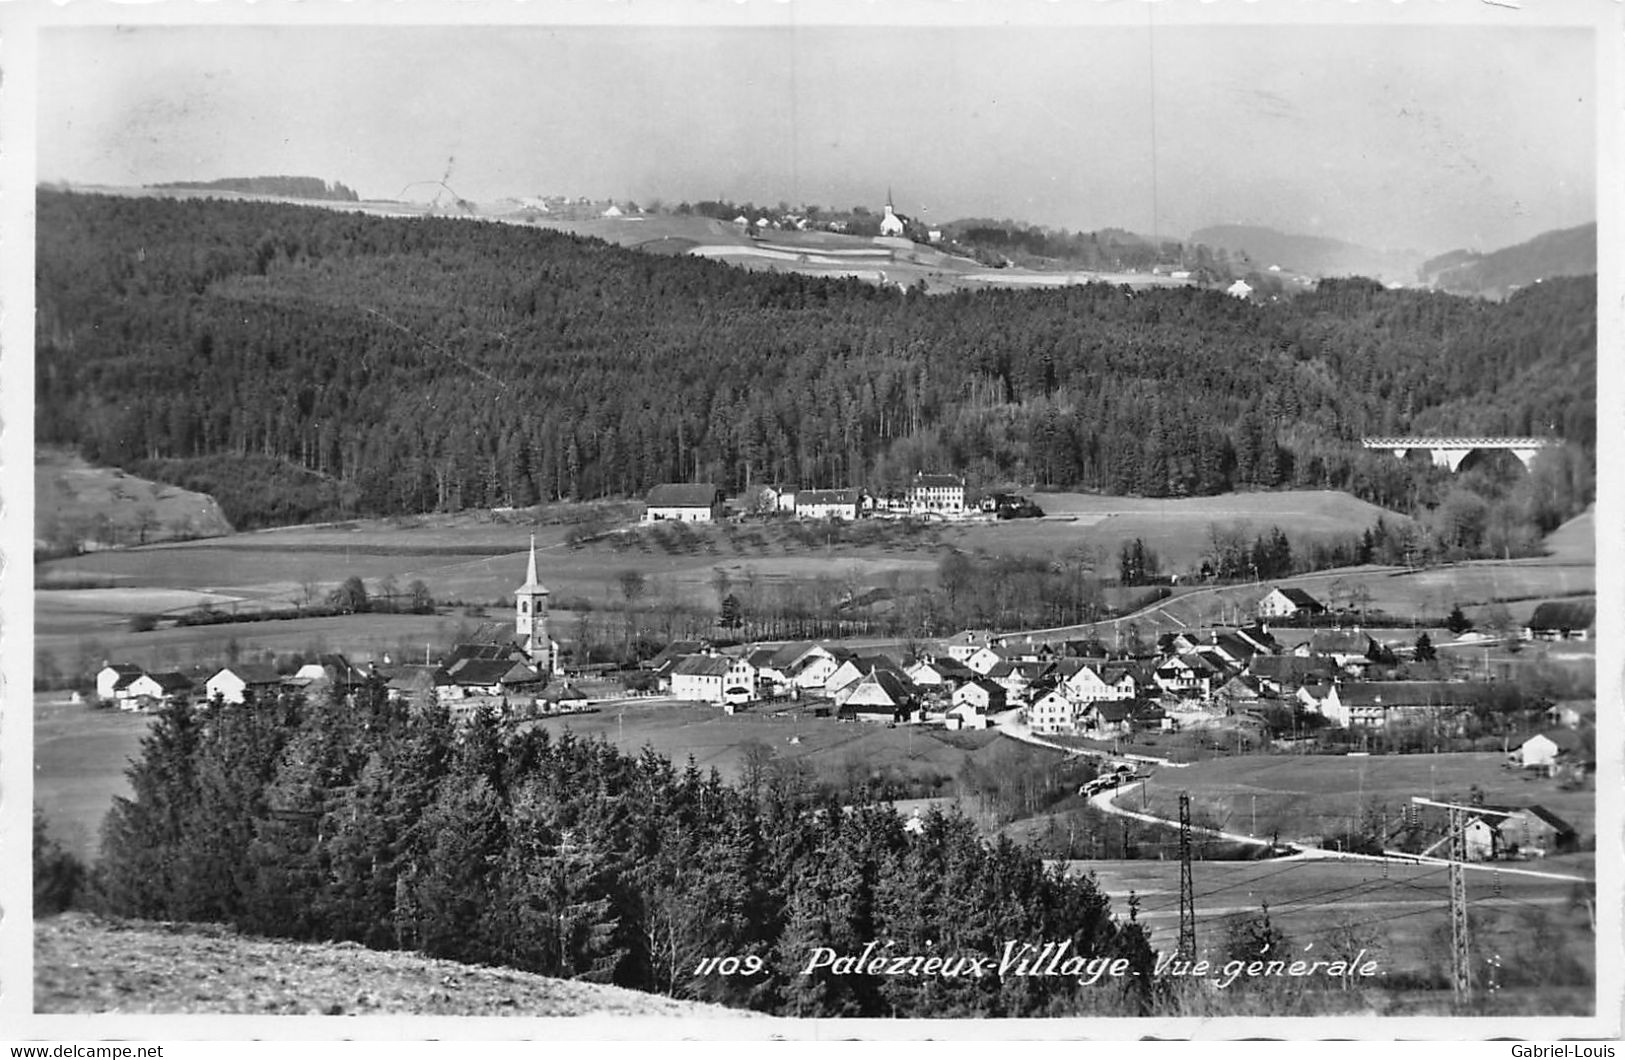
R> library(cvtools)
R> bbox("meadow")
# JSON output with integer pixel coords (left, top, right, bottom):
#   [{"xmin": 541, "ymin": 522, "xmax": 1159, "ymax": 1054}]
[
  {"xmin": 1129, "ymin": 752, "xmax": 1596, "ymax": 846},
  {"xmin": 1069, "ymin": 855, "xmax": 1594, "ymax": 1005}
]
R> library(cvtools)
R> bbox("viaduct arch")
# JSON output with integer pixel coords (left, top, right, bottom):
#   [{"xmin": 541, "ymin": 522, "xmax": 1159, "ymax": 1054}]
[{"xmin": 1360, "ymin": 436, "xmax": 1552, "ymax": 472}]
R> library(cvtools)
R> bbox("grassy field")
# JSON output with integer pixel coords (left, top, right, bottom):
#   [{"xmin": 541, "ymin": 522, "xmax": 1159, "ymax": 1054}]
[
  {"xmin": 1066, "ymin": 856, "xmax": 1594, "ymax": 1005},
  {"xmin": 529, "ymin": 698, "xmax": 1025, "ymax": 789},
  {"xmin": 985, "ymin": 490, "xmax": 1413, "ymax": 572},
  {"xmin": 36, "ymin": 912, "xmax": 755, "ymax": 1017},
  {"xmin": 35, "ymin": 446, "xmax": 233, "ymax": 551},
  {"xmin": 34, "ymin": 693, "xmax": 154, "ymax": 863},
  {"xmin": 1130, "ymin": 752, "xmax": 1596, "ymax": 845}
]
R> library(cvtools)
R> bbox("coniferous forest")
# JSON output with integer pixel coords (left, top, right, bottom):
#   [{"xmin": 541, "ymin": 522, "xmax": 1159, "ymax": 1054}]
[
  {"xmin": 95, "ymin": 684, "xmax": 1161, "ymax": 1018},
  {"xmin": 36, "ymin": 190, "xmax": 1595, "ymax": 530}
]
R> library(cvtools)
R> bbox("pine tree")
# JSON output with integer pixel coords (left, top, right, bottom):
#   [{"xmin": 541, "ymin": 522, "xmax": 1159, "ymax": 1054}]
[{"xmin": 96, "ymin": 698, "xmax": 206, "ymax": 918}]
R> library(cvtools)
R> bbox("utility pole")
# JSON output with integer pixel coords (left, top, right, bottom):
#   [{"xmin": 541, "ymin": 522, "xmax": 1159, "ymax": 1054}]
[
  {"xmin": 1413, "ymin": 796, "xmax": 1474, "ymax": 1003},
  {"xmin": 1177, "ymin": 791, "xmax": 1196, "ymax": 962}
]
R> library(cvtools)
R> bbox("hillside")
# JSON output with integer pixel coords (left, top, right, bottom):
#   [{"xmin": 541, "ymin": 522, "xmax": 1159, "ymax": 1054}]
[
  {"xmin": 1189, "ymin": 224, "xmax": 1419, "ymax": 284},
  {"xmin": 36, "ymin": 445, "xmax": 234, "ymax": 557},
  {"xmin": 1419, "ymin": 223, "xmax": 1597, "ymax": 299},
  {"xmin": 36, "ymin": 190, "xmax": 1594, "ymax": 530},
  {"xmin": 36, "ymin": 912, "xmax": 757, "ymax": 1017}
]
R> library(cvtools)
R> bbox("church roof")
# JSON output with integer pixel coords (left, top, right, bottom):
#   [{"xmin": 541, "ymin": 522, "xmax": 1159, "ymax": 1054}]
[{"xmin": 518, "ymin": 535, "xmax": 549, "ymax": 595}]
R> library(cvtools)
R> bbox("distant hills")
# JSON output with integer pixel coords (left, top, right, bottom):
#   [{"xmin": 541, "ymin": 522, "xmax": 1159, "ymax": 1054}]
[
  {"xmin": 1419, "ymin": 223, "xmax": 1596, "ymax": 299},
  {"xmin": 149, "ymin": 175, "xmax": 360, "ymax": 201},
  {"xmin": 1189, "ymin": 224, "xmax": 1420, "ymax": 285}
]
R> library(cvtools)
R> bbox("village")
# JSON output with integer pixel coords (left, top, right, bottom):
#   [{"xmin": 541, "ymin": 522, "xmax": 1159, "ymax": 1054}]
[{"xmin": 87, "ymin": 513, "xmax": 1596, "ymax": 865}]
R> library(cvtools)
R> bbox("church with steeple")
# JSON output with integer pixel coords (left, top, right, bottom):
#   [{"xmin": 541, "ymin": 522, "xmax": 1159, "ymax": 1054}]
[
  {"xmin": 879, "ymin": 187, "xmax": 906, "ymax": 237},
  {"xmin": 515, "ymin": 534, "xmax": 558, "ymax": 675}
]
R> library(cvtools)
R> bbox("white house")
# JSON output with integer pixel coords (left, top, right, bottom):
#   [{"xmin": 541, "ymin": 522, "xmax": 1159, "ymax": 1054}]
[
  {"xmin": 125, "ymin": 671, "xmax": 193, "ymax": 710},
  {"xmin": 671, "ymin": 655, "xmax": 732, "ymax": 704},
  {"xmin": 944, "ymin": 631, "xmax": 995, "ymax": 665},
  {"xmin": 964, "ymin": 645, "xmax": 1008, "ymax": 676},
  {"xmin": 789, "ymin": 648, "xmax": 846, "ymax": 691},
  {"xmin": 907, "ymin": 657, "xmax": 975, "ymax": 689},
  {"xmin": 794, "ymin": 488, "xmax": 862, "ymax": 521},
  {"xmin": 1517, "ymin": 729, "xmax": 1591, "ymax": 773},
  {"xmin": 1257, "ymin": 587, "xmax": 1325, "ymax": 619},
  {"xmin": 952, "ymin": 678, "xmax": 1007, "ymax": 715},
  {"xmin": 1027, "ymin": 689, "xmax": 1076, "ymax": 735},
  {"xmin": 1227, "ymin": 279, "xmax": 1253, "ymax": 299},
  {"xmin": 642, "ymin": 483, "xmax": 724, "ymax": 523},
  {"xmin": 206, "ymin": 664, "xmax": 284, "ymax": 705},
  {"xmin": 96, "ymin": 664, "xmax": 145, "ymax": 703}
]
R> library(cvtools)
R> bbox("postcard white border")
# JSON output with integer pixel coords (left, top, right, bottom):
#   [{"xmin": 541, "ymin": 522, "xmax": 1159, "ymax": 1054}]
[{"xmin": 2, "ymin": 0, "xmax": 1620, "ymax": 1044}]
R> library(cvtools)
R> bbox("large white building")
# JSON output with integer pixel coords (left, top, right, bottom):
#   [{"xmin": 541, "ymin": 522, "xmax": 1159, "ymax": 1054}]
[{"xmin": 907, "ymin": 472, "xmax": 965, "ymax": 515}]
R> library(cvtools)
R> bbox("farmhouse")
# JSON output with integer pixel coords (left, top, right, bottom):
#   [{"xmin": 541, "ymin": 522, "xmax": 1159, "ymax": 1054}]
[
  {"xmin": 206, "ymin": 663, "xmax": 283, "ymax": 705},
  {"xmin": 826, "ymin": 654, "xmax": 903, "ymax": 696},
  {"xmin": 96, "ymin": 663, "xmax": 145, "ymax": 703},
  {"xmin": 125, "ymin": 671, "xmax": 193, "ymax": 710},
  {"xmin": 836, "ymin": 670, "xmax": 917, "ymax": 721},
  {"xmin": 1245, "ymin": 654, "xmax": 1339, "ymax": 695},
  {"xmin": 907, "ymin": 472, "xmax": 966, "ymax": 516},
  {"xmin": 907, "ymin": 656, "xmax": 976, "ymax": 689},
  {"xmin": 1316, "ymin": 681, "xmax": 1492, "ymax": 728},
  {"xmin": 642, "ymin": 483, "xmax": 725, "ymax": 523},
  {"xmin": 384, "ymin": 664, "xmax": 441, "ymax": 705},
  {"xmin": 794, "ymin": 488, "xmax": 862, "ymax": 520},
  {"xmin": 952, "ymin": 678, "xmax": 1007, "ymax": 715},
  {"xmin": 1524, "ymin": 600, "xmax": 1595, "ymax": 641},
  {"xmin": 291, "ymin": 653, "xmax": 370, "ymax": 691},
  {"xmin": 1256, "ymin": 586, "xmax": 1326, "ymax": 619},
  {"xmin": 1492, "ymin": 805, "xmax": 1579, "ymax": 857},
  {"xmin": 1294, "ymin": 629, "xmax": 1381, "ymax": 670}
]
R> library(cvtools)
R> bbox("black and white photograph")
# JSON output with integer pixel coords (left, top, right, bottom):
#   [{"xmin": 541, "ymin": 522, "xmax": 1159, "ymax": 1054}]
[{"xmin": 4, "ymin": 0, "xmax": 1619, "ymax": 1044}]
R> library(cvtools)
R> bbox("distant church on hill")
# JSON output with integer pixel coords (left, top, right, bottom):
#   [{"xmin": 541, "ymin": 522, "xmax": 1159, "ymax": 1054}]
[{"xmin": 879, "ymin": 187, "xmax": 906, "ymax": 237}]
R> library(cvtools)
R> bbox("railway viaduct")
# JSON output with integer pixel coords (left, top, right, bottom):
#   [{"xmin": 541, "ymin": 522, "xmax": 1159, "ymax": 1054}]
[{"xmin": 1360, "ymin": 436, "xmax": 1553, "ymax": 472}]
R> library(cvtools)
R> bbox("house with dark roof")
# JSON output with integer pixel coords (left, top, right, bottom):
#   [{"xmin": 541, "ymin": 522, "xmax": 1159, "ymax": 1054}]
[
  {"xmin": 907, "ymin": 656, "xmax": 976, "ymax": 689},
  {"xmin": 836, "ymin": 669, "xmax": 918, "ymax": 721},
  {"xmin": 642, "ymin": 483, "xmax": 725, "ymax": 523},
  {"xmin": 1524, "ymin": 600, "xmax": 1595, "ymax": 641},
  {"xmin": 96, "ymin": 663, "xmax": 145, "ymax": 703},
  {"xmin": 952, "ymin": 677, "xmax": 1007, "ymax": 715},
  {"xmin": 1257, "ymin": 586, "xmax": 1326, "ymax": 619},
  {"xmin": 1318, "ymin": 681, "xmax": 1493, "ymax": 728},
  {"xmin": 384, "ymin": 664, "xmax": 441, "ymax": 705},
  {"xmin": 671, "ymin": 654, "xmax": 734, "ymax": 703},
  {"xmin": 1245, "ymin": 654, "xmax": 1340, "ymax": 695},
  {"xmin": 125, "ymin": 671, "xmax": 193, "ymax": 710},
  {"xmin": 794, "ymin": 488, "xmax": 863, "ymax": 521},
  {"xmin": 1493, "ymin": 805, "xmax": 1579, "ymax": 857},
  {"xmin": 206, "ymin": 664, "xmax": 285, "ymax": 705}
]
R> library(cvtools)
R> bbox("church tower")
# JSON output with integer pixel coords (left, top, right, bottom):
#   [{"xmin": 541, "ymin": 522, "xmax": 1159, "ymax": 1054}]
[{"xmin": 515, "ymin": 535, "xmax": 553, "ymax": 674}]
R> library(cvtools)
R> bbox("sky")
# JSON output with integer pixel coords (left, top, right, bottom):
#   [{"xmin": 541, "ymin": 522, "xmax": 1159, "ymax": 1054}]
[{"xmin": 33, "ymin": 7, "xmax": 1606, "ymax": 256}]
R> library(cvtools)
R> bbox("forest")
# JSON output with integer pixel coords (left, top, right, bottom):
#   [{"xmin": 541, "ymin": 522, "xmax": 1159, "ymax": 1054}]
[
  {"xmin": 36, "ymin": 190, "xmax": 1596, "ymax": 533},
  {"xmin": 89, "ymin": 684, "xmax": 1164, "ymax": 1018}
]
